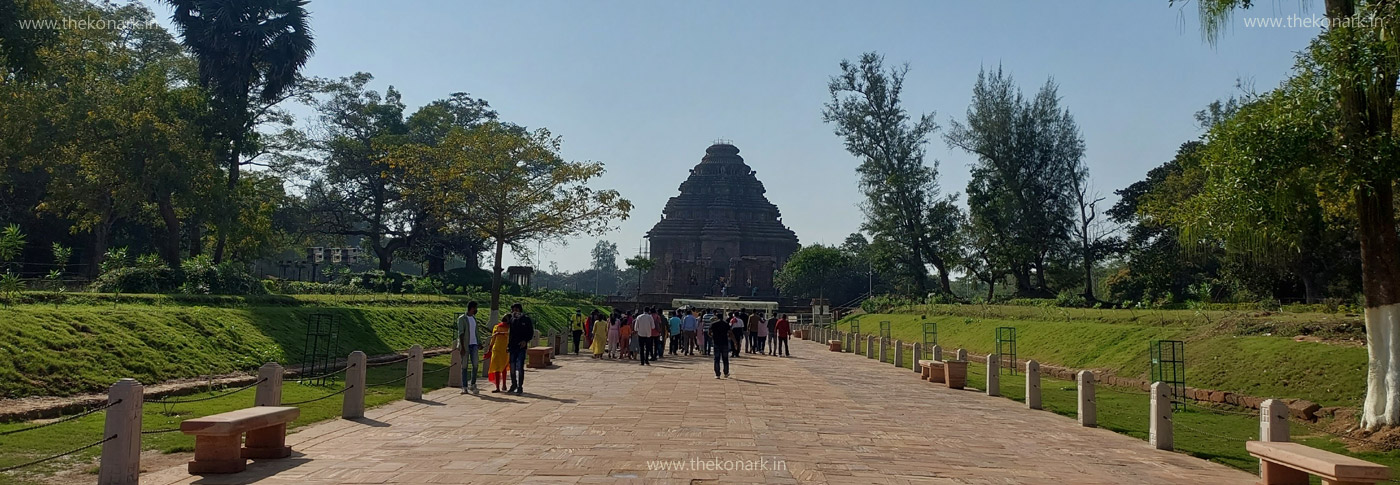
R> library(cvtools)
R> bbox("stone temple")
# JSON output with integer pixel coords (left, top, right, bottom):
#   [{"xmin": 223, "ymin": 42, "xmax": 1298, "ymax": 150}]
[{"xmin": 641, "ymin": 142, "xmax": 799, "ymax": 298}]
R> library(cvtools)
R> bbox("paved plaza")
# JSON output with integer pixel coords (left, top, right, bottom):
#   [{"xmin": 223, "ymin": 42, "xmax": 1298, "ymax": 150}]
[{"xmin": 143, "ymin": 339, "xmax": 1255, "ymax": 484}]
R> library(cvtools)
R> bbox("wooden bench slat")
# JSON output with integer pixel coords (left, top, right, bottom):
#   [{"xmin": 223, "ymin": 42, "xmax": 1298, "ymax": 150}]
[
  {"xmin": 181, "ymin": 407, "xmax": 300, "ymax": 436},
  {"xmin": 1247, "ymin": 441, "xmax": 1390, "ymax": 481}
]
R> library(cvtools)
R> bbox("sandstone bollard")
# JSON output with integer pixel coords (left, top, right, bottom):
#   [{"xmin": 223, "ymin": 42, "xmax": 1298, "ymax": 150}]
[
  {"xmin": 1259, "ymin": 398, "xmax": 1291, "ymax": 478},
  {"xmin": 98, "ymin": 379, "xmax": 142, "ymax": 485},
  {"xmin": 255, "ymin": 362, "xmax": 283, "ymax": 406},
  {"xmin": 1150, "ymin": 381, "xmax": 1173, "ymax": 450},
  {"xmin": 1026, "ymin": 360, "xmax": 1041, "ymax": 410},
  {"xmin": 894, "ymin": 340, "xmax": 904, "ymax": 367},
  {"xmin": 986, "ymin": 354, "xmax": 1000, "ymax": 397},
  {"xmin": 847, "ymin": 332, "xmax": 855, "ymax": 353},
  {"xmin": 955, "ymin": 348, "xmax": 967, "ymax": 361},
  {"xmin": 448, "ymin": 348, "xmax": 462, "ymax": 388},
  {"xmin": 1078, "ymin": 370, "xmax": 1096, "ymax": 427},
  {"xmin": 931, "ymin": 344, "xmax": 943, "ymax": 362},
  {"xmin": 879, "ymin": 338, "xmax": 888, "ymax": 363},
  {"xmin": 912, "ymin": 343, "xmax": 922, "ymax": 372},
  {"xmin": 406, "ymin": 345, "xmax": 424, "ymax": 401},
  {"xmin": 343, "ymin": 351, "xmax": 367, "ymax": 419},
  {"xmin": 867, "ymin": 336, "xmax": 876, "ymax": 359}
]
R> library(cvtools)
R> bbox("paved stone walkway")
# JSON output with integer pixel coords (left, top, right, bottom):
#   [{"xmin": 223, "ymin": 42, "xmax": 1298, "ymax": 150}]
[{"xmin": 143, "ymin": 339, "xmax": 1255, "ymax": 484}]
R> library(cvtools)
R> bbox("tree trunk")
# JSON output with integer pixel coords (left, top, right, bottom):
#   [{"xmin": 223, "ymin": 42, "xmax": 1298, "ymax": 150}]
[
  {"xmin": 426, "ymin": 246, "xmax": 446, "ymax": 275},
  {"xmin": 1358, "ymin": 180, "xmax": 1400, "ymax": 429},
  {"xmin": 156, "ymin": 194, "xmax": 182, "ymax": 269},
  {"xmin": 87, "ymin": 210, "xmax": 115, "ymax": 279},
  {"xmin": 188, "ymin": 219, "xmax": 202, "ymax": 257},
  {"xmin": 488, "ymin": 237, "xmax": 505, "ymax": 327},
  {"xmin": 1083, "ymin": 240, "xmax": 1096, "ymax": 302},
  {"xmin": 985, "ymin": 277, "xmax": 995, "ymax": 301},
  {"xmin": 376, "ymin": 244, "xmax": 394, "ymax": 272}
]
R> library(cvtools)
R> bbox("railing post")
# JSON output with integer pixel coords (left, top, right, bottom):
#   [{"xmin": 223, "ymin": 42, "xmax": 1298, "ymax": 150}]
[
  {"xmin": 343, "ymin": 351, "xmax": 366, "ymax": 419},
  {"xmin": 931, "ymin": 344, "xmax": 943, "ymax": 362},
  {"xmin": 986, "ymin": 353, "xmax": 1000, "ymax": 396},
  {"xmin": 406, "ymin": 345, "xmax": 423, "ymax": 401},
  {"xmin": 98, "ymin": 378, "xmax": 142, "ymax": 485},
  {"xmin": 1078, "ymin": 370, "xmax": 1096, "ymax": 427},
  {"xmin": 1026, "ymin": 360, "xmax": 1041, "ymax": 410},
  {"xmin": 448, "ymin": 348, "xmax": 463, "ymax": 388},
  {"xmin": 911, "ymin": 343, "xmax": 922, "ymax": 372},
  {"xmin": 255, "ymin": 362, "xmax": 283, "ymax": 406},
  {"xmin": 1150, "ymin": 381, "xmax": 1173, "ymax": 450},
  {"xmin": 894, "ymin": 340, "xmax": 904, "ymax": 367},
  {"xmin": 955, "ymin": 348, "xmax": 967, "ymax": 361},
  {"xmin": 1259, "ymin": 398, "xmax": 1291, "ymax": 479},
  {"xmin": 867, "ymin": 336, "xmax": 876, "ymax": 359},
  {"xmin": 878, "ymin": 338, "xmax": 888, "ymax": 363}
]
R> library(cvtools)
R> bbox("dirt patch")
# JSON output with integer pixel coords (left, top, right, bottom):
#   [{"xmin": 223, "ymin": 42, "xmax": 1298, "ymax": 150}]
[{"xmin": 36, "ymin": 450, "xmax": 192, "ymax": 485}]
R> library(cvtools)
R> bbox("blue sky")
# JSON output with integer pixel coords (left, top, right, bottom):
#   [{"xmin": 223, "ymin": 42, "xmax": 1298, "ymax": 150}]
[{"xmin": 147, "ymin": 0, "xmax": 1322, "ymax": 272}]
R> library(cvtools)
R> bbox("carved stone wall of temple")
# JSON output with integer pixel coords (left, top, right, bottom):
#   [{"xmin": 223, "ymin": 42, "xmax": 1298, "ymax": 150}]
[{"xmin": 642, "ymin": 143, "xmax": 799, "ymax": 297}]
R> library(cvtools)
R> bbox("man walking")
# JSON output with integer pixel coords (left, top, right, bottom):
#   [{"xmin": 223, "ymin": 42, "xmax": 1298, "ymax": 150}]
[
  {"xmin": 700, "ymin": 309, "xmax": 714, "ymax": 355},
  {"xmin": 776, "ymin": 314, "xmax": 791, "ymax": 357},
  {"xmin": 507, "ymin": 303, "xmax": 533, "ymax": 395},
  {"xmin": 571, "ymin": 310, "xmax": 585, "ymax": 354},
  {"xmin": 747, "ymin": 311, "xmax": 762, "ymax": 354},
  {"xmin": 709, "ymin": 314, "xmax": 731, "ymax": 379},
  {"xmin": 455, "ymin": 301, "xmax": 481, "ymax": 393},
  {"xmin": 730, "ymin": 311, "xmax": 744, "ymax": 358},
  {"xmin": 634, "ymin": 307, "xmax": 655, "ymax": 366},
  {"xmin": 668, "ymin": 310, "xmax": 683, "ymax": 355},
  {"xmin": 766, "ymin": 313, "xmax": 779, "ymax": 356}
]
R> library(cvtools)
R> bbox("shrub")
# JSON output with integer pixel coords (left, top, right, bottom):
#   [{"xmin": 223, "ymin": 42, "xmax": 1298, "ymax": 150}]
[
  {"xmin": 179, "ymin": 256, "xmax": 267, "ymax": 295},
  {"xmin": 263, "ymin": 279, "xmax": 368, "ymax": 295},
  {"xmin": 91, "ymin": 266, "xmax": 181, "ymax": 294},
  {"xmin": 1054, "ymin": 289, "xmax": 1087, "ymax": 308}
]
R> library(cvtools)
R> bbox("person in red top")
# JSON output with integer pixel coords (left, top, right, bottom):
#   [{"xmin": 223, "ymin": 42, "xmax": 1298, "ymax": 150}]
[{"xmin": 775, "ymin": 314, "xmax": 791, "ymax": 357}]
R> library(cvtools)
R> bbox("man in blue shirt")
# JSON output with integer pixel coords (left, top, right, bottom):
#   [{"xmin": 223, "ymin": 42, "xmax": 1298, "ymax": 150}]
[
  {"xmin": 668, "ymin": 310, "xmax": 683, "ymax": 355},
  {"xmin": 680, "ymin": 309, "xmax": 698, "ymax": 356}
]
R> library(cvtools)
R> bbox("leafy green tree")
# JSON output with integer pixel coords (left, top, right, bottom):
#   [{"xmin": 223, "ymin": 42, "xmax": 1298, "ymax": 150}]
[
  {"xmin": 392, "ymin": 121, "xmax": 632, "ymax": 324},
  {"xmin": 164, "ymin": 0, "xmax": 314, "ymax": 263},
  {"xmin": 1187, "ymin": 0, "xmax": 1400, "ymax": 428},
  {"xmin": 775, "ymin": 244, "xmax": 867, "ymax": 304},
  {"xmin": 0, "ymin": 0, "xmax": 60, "ymax": 76},
  {"xmin": 823, "ymin": 52, "xmax": 957, "ymax": 296},
  {"xmin": 946, "ymin": 67, "xmax": 1086, "ymax": 297},
  {"xmin": 624, "ymin": 256, "xmax": 655, "ymax": 297}
]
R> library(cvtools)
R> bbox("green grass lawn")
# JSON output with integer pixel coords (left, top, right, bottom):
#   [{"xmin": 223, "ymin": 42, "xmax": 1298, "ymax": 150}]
[
  {"xmin": 0, "ymin": 355, "xmax": 454, "ymax": 485},
  {"xmin": 836, "ymin": 311, "xmax": 1367, "ymax": 407}
]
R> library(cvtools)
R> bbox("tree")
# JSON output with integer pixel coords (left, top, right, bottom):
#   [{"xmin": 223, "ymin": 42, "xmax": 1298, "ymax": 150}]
[
  {"xmin": 823, "ymin": 52, "xmax": 956, "ymax": 296},
  {"xmin": 775, "ymin": 244, "xmax": 866, "ymax": 304},
  {"xmin": 590, "ymin": 240, "xmax": 618, "ymax": 294},
  {"xmin": 946, "ymin": 67, "xmax": 1085, "ymax": 297},
  {"xmin": 1068, "ymin": 176, "xmax": 1118, "ymax": 303},
  {"xmin": 393, "ymin": 121, "xmax": 632, "ymax": 324},
  {"xmin": 624, "ymin": 256, "xmax": 655, "ymax": 297},
  {"xmin": 164, "ymin": 0, "xmax": 314, "ymax": 263},
  {"xmin": 1188, "ymin": 0, "xmax": 1400, "ymax": 428},
  {"xmin": 0, "ymin": 0, "xmax": 60, "ymax": 76}
]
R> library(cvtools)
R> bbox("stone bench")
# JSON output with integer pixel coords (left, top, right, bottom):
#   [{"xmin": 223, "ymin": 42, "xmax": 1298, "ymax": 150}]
[
  {"xmin": 527, "ymin": 346, "xmax": 553, "ymax": 368},
  {"xmin": 828, "ymin": 340, "xmax": 842, "ymax": 352},
  {"xmin": 1247, "ymin": 441, "xmax": 1389, "ymax": 484},
  {"xmin": 180, "ymin": 406, "xmax": 300, "ymax": 474},
  {"xmin": 919, "ymin": 360, "xmax": 945, "ymax": 383}
]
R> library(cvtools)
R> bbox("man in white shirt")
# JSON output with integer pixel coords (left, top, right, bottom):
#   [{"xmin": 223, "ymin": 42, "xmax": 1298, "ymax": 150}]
[
  {"xmin": 455, "ymin": 301, "xmax": 481, "ymax": 393},
  {"xmin": 633, "ymin": 307, "xmax": 656, "ymax": 366}
]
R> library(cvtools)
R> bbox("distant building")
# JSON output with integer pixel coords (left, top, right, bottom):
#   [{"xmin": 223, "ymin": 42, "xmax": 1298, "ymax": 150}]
[{"xmin": 641, "ymin": 142, "xmax": 799, "ymax": 298}]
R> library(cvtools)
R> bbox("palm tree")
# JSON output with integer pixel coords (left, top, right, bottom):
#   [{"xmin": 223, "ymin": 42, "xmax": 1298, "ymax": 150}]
[{"xmin": 164, "ymin": 0, "xmax": 314, "ymax": 262}]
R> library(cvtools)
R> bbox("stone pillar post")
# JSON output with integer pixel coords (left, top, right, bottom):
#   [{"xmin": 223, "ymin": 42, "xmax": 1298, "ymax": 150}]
[
  {"xmin": 931, "ymin": 345, "xmax": 943, "ymax": 362},
  {"xmin": 894, "ymin": 340, "xmax": 904, "ymax": 367},
  {"xmin": 911, "ymin": 343, "xmax": 922, "ymax": 372},
  {"xmin": 1259, "ymin": 398, "xmax": 1292, "ymax": 480},
  {"xmin": 343, "ymin": 351, "xmax": 367, "ymax": 419},
  {"xmin": 847, "ymin": 332, "xmax": 855, "ymax": 353},
  {"xmin": 1150, "ymin": 381, "xmax": 1173, "ymax": 450},
  {"xmin": 98, "ymin": 379, "xmax": 142, "ymax": 485},
  {"xmin": 406, "ymin": 345, "xmax": 423, "ymax": 401},
  {"xmin": 867, "ymin": 336, "xmax": 876, "ymax": 359},
  {"xmin": 955, "ymin": 348, "xmax": 967, "ymax": 361},
  {"xmin": 448, "ymin": 348, "xmax": 462, "ymax": 388},
  {"xmin": 1026, "ymin": 360, "xmax": 1041, "ymax": 410},
  {"xmin": 1078, "ymin": 370, "xmax": 1096, "ymax": 427},
  {"xmin": 986, "ymin": 353, "xmax": 1000, "ymax": 397},
  {"xmin": 878, "ymin": 338, "xmax": 888, "ymax": 363},
  {"xmin": 255, "ymin": 362, "xmax": 283, "ymax": 406}
]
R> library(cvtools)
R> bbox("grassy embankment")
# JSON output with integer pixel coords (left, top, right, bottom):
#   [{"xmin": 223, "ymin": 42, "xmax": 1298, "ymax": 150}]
[{"xmin": 836, "ymin": 304, "xmax": 1391, "ymax": 475}]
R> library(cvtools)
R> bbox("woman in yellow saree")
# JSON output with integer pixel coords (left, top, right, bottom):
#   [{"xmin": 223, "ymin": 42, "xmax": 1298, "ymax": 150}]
[
  {"xmin": 591, "ymin": 311, "xmax": 608, "ymax": 358},
  {"xmin": 484, "ymin": 317, "xmax": 511, "ymax": 393}
]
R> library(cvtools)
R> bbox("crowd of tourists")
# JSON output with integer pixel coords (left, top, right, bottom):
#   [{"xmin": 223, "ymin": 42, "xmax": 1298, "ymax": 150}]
[{"xmin": 453, "ymin": 302, "xmax": 794, "ymax": 395}]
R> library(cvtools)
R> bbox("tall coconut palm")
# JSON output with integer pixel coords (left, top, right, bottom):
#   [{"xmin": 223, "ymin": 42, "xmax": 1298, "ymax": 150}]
[{"xmin": 164, "ymin": 0, "xmax": 314, "ymax": 262}]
